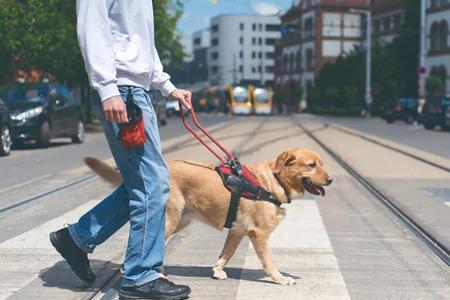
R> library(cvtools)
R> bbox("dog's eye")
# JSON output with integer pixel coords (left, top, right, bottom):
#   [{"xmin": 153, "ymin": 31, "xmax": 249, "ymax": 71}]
[{"xmin": 308, "ymin": 162, "xmax": 317, "ymax": 168}]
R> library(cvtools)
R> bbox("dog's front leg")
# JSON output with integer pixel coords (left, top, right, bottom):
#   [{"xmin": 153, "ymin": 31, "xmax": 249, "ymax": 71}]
[
  {"xmin": 212, "ymin": 229, "xmax": 245, "ymax": 280},
  {"xmin": 248, "ymin": 229, "xmax": 295, "ymax": 285}
]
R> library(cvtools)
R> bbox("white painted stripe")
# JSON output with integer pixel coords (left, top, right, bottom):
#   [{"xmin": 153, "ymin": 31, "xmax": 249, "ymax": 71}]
[
  {"xmin": 0, "ymin": 200, "xmax": 100, "ymax": 300},
  {"xmin": 236, "ymin": 199, "xmax": 350, "ymax": 300}
]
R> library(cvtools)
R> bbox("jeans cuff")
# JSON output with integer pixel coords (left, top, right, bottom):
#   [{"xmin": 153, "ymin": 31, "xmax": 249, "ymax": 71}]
[
  {"xmin": 68, "ymin": 224, "xmax": 95, "ymax": 254},
  {"xmin": 121, "ymin": 270, "xmax": 164, "ymax": 287}
]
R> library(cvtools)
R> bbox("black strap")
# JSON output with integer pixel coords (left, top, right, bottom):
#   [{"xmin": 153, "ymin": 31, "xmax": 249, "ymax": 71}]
[{"xmin": 224, "ymin": 189, "xmax": 242, "ymax": 228}]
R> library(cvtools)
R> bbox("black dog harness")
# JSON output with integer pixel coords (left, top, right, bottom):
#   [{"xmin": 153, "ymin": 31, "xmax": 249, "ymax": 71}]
[{"xmin": 215, "ymin": 160, "xmax": 284, "ymax": 229}]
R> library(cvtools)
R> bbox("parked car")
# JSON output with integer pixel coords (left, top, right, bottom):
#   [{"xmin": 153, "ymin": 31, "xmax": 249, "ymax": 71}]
[
  {"xmin": 150, "ymin": 90, "xmax": 168, "ymax": 126},
  {"xmin": 7, "ymin": 83, "xmax": 85, "ymax": 147},
  {"xmin": 0, "ymin": 90, "xmax": 13, "ymax": 156},
  {"xmin": 421, "ymin": 95, "xmax": 450, "ymax": 131},
  {"xmin": 445, "ymin": 106, "xmax": 450, "ymax": 130},
  {"xmin": 383, "ymin": 98, "xmax": 419, "ymax": 124},
  {"xmin": 165, "ymin": 100, "xmax": 180, "ymax": 118}
]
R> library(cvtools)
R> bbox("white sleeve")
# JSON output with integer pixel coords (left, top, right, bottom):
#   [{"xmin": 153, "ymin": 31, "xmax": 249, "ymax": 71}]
[
  {"xmin": 151, "ymin": 46, "xmax": 177, "ymax": 97},
  {"xmin": 76, "ymin": 0, "xmax": 120, "ymax": 101}
]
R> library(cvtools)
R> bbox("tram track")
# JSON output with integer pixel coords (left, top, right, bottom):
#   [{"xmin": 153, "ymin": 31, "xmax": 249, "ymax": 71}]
[
  {"xmin": 330, "ymin": 124, "xmax": 450, "ymax": 173},
  {"xmin": 291, "ymin": 117, "xmax": 450, "ymax": 268}
]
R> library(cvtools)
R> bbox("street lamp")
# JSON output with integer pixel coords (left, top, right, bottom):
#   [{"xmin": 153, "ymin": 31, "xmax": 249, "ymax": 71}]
[{"xmin": 350, "ymin": 8, "xmax": 372, "ymax": 116}]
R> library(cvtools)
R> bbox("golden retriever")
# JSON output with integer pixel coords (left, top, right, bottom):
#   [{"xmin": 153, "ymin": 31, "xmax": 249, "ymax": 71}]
[{"xmin": 84, "ymin": 148, "xmax": 332, "ymax": 285}]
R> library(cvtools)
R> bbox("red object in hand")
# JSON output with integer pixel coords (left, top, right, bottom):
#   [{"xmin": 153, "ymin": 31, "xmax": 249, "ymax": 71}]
[{"xmin": 117, "ymin": 88, "xmax": 147, "ymax": 148}]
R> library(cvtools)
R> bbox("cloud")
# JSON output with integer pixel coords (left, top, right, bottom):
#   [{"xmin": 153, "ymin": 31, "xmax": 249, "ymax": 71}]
[{"xmin": 251, "ymin": 1, "xmax": 282, "ymax": 15}]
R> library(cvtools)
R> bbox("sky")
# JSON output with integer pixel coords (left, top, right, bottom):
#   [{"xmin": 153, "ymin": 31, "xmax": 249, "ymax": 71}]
[{"xmin": 177, "ymin": 0, "xmax": 293, "ymax": 36}]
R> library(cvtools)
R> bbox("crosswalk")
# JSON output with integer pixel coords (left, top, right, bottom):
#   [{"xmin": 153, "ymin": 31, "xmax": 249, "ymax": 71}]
[{"xmin": 0, "ymin": 196, "xmax": 350, "ymax": 300}]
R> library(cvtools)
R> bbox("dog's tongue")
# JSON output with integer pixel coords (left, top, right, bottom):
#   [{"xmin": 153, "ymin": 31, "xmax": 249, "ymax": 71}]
[{"xmin": 317, "ymin": 186, "xmax": 325, "ymax": 197}]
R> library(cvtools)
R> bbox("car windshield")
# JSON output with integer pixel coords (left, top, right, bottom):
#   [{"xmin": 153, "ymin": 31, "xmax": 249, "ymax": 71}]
[
  {"xmin": 8, "ymin": 85, "xmax": 48, "ymax": 103},
  {"xmin": 440, "ymin": 97, "xmax": 450, "ymax": 106},
  {"xmin": 399, "ymin": 98, "xmax": 417, "ymax": 108},
  {"xmin": 233, "ymin": 87, "xmax": 248, "ymax": 103},
  {"xmin": 254, "ymin": 89, "xmax": 270, "ymax": 103}
]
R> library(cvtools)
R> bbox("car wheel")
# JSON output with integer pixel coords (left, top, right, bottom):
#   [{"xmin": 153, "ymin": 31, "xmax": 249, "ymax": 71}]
[
  {"xmin": 424, "ymin": 123, "xmax": 435, "ymax": 130},
  {"xmin": 0, "ymin": 125, "xmax": 12, "ymax": 156},
  {"xmin": 386, "ymin": 118, "xmax": 395, "ymax": 124},
  {"xmin": 71, "ymin": 120, "xmax": 85, "ymax": 144},
  {"xmin": 37, "ymin": 121, "xmax": 51, "ymax": 148}
]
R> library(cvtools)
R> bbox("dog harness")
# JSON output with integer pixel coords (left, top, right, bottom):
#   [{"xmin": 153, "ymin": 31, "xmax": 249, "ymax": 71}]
[
  {"xmin": 215, "ymin": 159, "xmax": 283, "ymax": 229},
  {"xmin": 177, "ymin": 100, "xmax": 287, "ymax": 229}
]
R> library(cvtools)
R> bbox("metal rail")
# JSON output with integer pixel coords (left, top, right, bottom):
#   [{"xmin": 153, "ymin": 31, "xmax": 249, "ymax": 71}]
[
  {"xmin": 331, "ymin": 124, "xmax": 450, "ymax": 173},
  {"xmin": 291, "ymin": 117, "xmax": 450, "ymax": 268}
]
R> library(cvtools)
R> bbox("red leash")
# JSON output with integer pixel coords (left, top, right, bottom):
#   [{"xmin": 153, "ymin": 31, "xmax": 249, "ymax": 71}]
[{"xmin": 179, "ymin": 102, "xmax": 234, "ymax": 164}]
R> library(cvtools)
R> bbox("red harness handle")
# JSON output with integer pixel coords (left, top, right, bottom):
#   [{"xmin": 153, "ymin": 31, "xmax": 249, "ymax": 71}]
[{"xmin": 179, "ymin": 101, "xmax": 234, "ymax": 164}]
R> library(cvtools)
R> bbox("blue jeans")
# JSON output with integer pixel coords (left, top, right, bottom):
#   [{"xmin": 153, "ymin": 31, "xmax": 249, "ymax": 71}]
[{"xmin": 68, "ymin": 86, "xmax": 170, "ymax": 287}]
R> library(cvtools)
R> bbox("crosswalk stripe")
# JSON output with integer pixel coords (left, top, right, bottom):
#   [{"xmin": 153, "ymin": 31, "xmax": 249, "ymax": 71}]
[
  {"xmin": 0, "ymin": 200, "xmax": 100, "ymax": 300},
  {"xmin": 236, "ymin": 199, "xmax": 350, "ymax": 300}
]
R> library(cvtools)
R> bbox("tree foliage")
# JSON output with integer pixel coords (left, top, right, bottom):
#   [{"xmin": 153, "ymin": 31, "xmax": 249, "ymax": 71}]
[{"xmin": 0, "ymin": 0, "xmax": 185, "ymax": 85}]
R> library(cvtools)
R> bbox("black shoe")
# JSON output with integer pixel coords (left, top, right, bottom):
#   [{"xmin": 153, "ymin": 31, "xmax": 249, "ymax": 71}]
[
  {"xmin": 49, "ymin": 227, "xmax": 96, "ymax": 283},
  {"xmin": 119, "ymin": 277, "xmax": 191, "ymax": 300}
]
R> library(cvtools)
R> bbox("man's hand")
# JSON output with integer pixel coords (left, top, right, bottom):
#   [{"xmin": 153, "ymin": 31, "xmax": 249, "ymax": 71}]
[
  {"xmin": 169, "ymin": 89, "xmax": 192, "ymax": 109},
  {"xmin": 102, "ymin": 95, "xmax": 128, "ymax": 123}
]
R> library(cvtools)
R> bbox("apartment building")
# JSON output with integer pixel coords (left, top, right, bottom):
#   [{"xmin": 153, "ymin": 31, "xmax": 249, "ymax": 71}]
[
  {"xmin": 371, "ymin": 0, "xmax": 408, "ymax": 45},
  {"xmin": 208, "ymin": 14, "xmax": 281, "ymax": 87},
  {"xmin": 425, "ymin": 0, "xmax": 450, "ymax": 95},
  {"xmin": 275, "ymin": 0, "xmax": 370, "ymax": 101}
]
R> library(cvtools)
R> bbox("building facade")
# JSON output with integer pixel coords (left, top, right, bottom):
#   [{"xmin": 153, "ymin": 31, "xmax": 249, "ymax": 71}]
[
  {"xmin": 275, "ymin": 0, "xmax": 369, "ymax": 106},
  {"xmin": 190, "ymin": 29, "xmax": 210, "ymax": 84},
  {"xmin": 208, "ymin": 14, "xmax": 281, "ymax": 87},
  {"xmin": 425, "ymin": 0, "xmax": 450, "ymax": 95},
  {"xmin": 371, "ymin": 0, "xmax": 408, "ymax": 45}
]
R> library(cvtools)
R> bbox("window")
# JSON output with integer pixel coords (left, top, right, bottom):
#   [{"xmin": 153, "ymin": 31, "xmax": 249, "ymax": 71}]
[
  {"xmin": 258, "ymin": 52, "xmax": 262, "ymax": 59},
  {"xmin": 240, "ymin": 23, "xmax": 244, "ymax": 31},
  {"xmin": 383, "ymin": 16, "xmax": 391, "ymax": 32},
  {"xmin": 252, "ymin": 37, "xmax": 256, "ymax": 45},
  {"xmin": 290, "ymin": 53, "xmax": 295, "ymax": 70},
  {"xmin": 240, "ymin": 37, "xmax": 244, "ymax": 45},
  {"xmin": 239, "ymin": 51, "xmax": 243, "ymax": 59},
  {"xmin": 193, "ymin": 37, "xmax": 201, "ymax": 46},
  {"xmin": 393, "ymin": 14, "xmax": 402, "ymax": 31},
  {"xmin": 266, "ymin": 52, "xmax": 275, "ymax": 59},
  {"xmin": 266, "ymin": 24, "xmax": 281, "ymax": 32},
  {"xmin": 259, "ymin": 38, "xmax": 262, "ymax": 45},
  {"xmin": 211, "ymin": 24, "xmax": 219, "ymax": 33},
  {"xmin": 211, "ymin": 52, "xmax": 219, "ymax": 60},
  {"xmin": 252, "ymin": 24, "xmax": 257, "ymax": 31},
  {"xmin": 430, "ymin": 21, "xmax": 449, "ymax": 52},
  {"xmin": 258, "ymin": 66, "xmax": 262, "ymax": 73},
  {"xmin": 297, "ymin": 51, "xmax": 302, "ymax": 70},
  {"xmin": 374, "ymin": 19, "xmax": 381, "ymax": 34},
  {"xmin": 306, "ymin": 49, "xmax": 314, "ymax": 70},
  {"xmin": 211, "ymin": 38, "xmax": 219, "ymax": 46},
  {"xmin": 239, "ymin": 65, "xmax": 243, "ymax": 72},
  {"xmin": 265, "ymin": 66, "xmax": 274, "ymax": 73},
  {"xmin": 252, "ymin": 51, "xmax": 256, "ymax": 59},
  {"xmin": 265, "ymin": 38, "xmax": 277, "ymax": 45},
  {"xmin": 211, "ymin": 66, "xmax": 219, "ymax": 74},
  {"xmin": 259, "ymin": 24, "xmax": 263, "ymax": 31},
  {"xmin": 284, "ymin": 54, "xmax": 289, "ymax": 71},
  {"xmin": 252, "ymin": 67, "xmax": 256, "ymax": 73}
]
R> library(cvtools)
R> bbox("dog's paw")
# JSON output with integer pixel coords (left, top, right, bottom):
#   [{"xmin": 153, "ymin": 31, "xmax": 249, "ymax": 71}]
[
  {"xmin": 212, "ymin": 268, "xmax": 228, "ymax": 280},
  {"xmin": 275, "ymin": 276, "xmax": 296, "ymax": 285}
]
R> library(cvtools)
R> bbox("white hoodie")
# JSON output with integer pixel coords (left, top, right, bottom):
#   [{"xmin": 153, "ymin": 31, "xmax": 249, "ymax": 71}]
[{"xmin": 76, "ymin": 0, "xmax": 176, "ymax": 101}]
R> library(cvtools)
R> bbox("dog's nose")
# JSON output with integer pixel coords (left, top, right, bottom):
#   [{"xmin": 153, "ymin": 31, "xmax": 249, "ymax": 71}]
[{"xmin": 326, "ymin": 176, "xmax": 333, "ymax": 185}]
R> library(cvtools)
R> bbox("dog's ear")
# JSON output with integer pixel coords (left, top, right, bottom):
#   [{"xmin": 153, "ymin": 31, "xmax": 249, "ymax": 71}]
[{"xmin": 273, "ymin": 151, "xmax": 296, "ymax": 173}]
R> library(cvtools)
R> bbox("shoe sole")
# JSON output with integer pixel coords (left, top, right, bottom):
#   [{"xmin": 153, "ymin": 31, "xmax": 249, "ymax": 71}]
[
  {"xmin": 118, "ymin": 291, "xmax": 190, "ymax": 300},
  {"xmin": 49, "ymin": 232, "xmax": 95, "ymax": 283}
]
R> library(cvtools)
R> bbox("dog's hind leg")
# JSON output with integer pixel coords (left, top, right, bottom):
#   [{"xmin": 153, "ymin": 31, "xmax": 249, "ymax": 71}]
[
  {"xmin": 248, "ymin": 229, "xmax": 295, "ymax": 285},
  {"xmin": 212, "ymin": 229, "xmax": 245, "ymax": 280}
]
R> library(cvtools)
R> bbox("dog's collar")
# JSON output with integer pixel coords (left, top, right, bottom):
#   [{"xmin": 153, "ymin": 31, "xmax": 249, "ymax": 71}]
[{"xmin": 273, "ymin": 172, "xmax": 292, "ymax": 204}]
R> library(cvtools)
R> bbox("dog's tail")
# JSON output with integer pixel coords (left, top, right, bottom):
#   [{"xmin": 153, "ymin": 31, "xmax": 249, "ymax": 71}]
[{"xmin": 84, "ymin": 157, "xmax": 122, "ymax": 187}]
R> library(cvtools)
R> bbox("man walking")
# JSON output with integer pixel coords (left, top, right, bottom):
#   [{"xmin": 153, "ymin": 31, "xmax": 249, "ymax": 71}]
[{"xmin": 50, "ymin": 1, "xmax": 191, "ymax": 299}]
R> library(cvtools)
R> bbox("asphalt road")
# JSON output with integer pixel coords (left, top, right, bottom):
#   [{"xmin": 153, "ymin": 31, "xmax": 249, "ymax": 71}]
[
  {"xmin": 0, "ymin": 114, "xmax": 229, "ymax": 191},
  {"xmin": 324, "ymin": 117, "xmax": 450, "ymax": 160}
]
